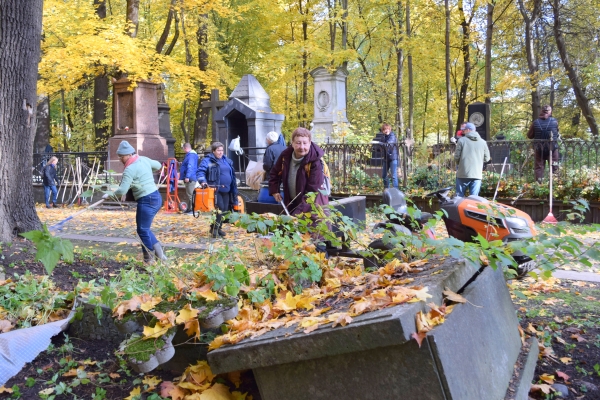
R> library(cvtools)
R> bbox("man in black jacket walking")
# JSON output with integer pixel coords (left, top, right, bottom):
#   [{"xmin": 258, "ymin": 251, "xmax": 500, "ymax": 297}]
[
  {"xmin": 378, "ymin": 123, "xmax": 399, "ymax": 189},
  {"xmin": 529, "ymin": 105, "xmax": 559, "ymax": 182}
]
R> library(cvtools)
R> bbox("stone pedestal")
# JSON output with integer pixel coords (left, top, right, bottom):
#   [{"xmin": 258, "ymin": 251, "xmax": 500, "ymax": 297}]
[
  {"xmin": 310, "ymin": 67, "xmax": 349, "ymax": 142},
  {"xmin": 107, "ymin": 79, "xmax": 168, "ymax": 172},
  {"xmin": 158, "ymin": 103, "xmax": 176, "ymax": 159},
  {"xmin": 208, "ymin": 260, "xmax": 536, "ymax": 400}
]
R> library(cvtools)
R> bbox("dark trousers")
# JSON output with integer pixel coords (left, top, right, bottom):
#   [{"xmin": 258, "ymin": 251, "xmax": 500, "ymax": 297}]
[
  {"xmin": 534, "ymin": 148, "xmax": 559, "ymax": 182},
  {"xmin": 136, "ymin": 190, "xmax": 162, "ymax": 254},
  {"xmin": 213, "ymin": 191, "xmax": 231, "ymax": 231}
]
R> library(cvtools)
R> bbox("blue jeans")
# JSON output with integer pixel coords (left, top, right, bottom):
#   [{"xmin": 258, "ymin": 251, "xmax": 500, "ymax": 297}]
[
  {"xmin": 44, "ymin": 185, "xmax": 58, "ymax": 207},
  {"xmin": 455, "ymin": 178, "xmax": 482, "ymax": 197},
  {"xmin": 136, "ymin": 190, "xmax": 162, "ymax": 254},
  {"xmin": 382, "ymin": 159, "xmax": 398, "ymax": 189}
]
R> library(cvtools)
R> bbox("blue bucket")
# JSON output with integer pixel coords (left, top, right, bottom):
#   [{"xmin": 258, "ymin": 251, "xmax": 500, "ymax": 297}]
[{"xmin": 257, "ymin": 187, "xmax": 283, "ymax": 204}]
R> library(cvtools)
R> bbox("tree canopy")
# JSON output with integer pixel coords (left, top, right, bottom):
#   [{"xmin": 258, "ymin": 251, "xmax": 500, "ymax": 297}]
[{"xmin": 38, "ymin": 0, "xmax": 600, "ymax": 151}]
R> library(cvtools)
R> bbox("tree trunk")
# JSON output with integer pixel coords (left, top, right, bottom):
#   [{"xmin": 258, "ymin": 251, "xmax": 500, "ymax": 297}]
[
  {"xmin": 193, "ymin": 14, "xmax": 210, "ymax": 145},
  {"xmin": 302, "ymin": 19, "xmax": 309, "ymax": 127},
  {"xmin": 126, "ymin": 0, "xmax": 140, "ymax": 38},
  {"xmin": 456, "ymin": 0, "xmax": 472, "ymax": 133},
  {"xmin": 484, "ymin": 0, "xmax": 495, "ymax": 104},
  {"xmin": 552, "ymin": 0, "xmax": 598, "ymax": 136},
  {"xmin": 517, "ymin": 0, "xmax": 541, "ymax": 120},
  {"xmin": 93, "ymin": 0, "xmax": 109, "ymax": 149},
  {"xmin": 444, "ymin": 0, "xmax": 453, "ymax": 139},
  {"xmin": 156, "ymin": 0, "xmax": 177, "ymax": 54},
  {"xmin": 0, "ymin": 0, "xmax": 44, "ymax": 241},
  {"xmin": 406, "ymin": 0, "xmax": 414, "ymax": 138},
  {"xmin": 34, "ymin": 96, "xmax": 51, "ymax": 153}
]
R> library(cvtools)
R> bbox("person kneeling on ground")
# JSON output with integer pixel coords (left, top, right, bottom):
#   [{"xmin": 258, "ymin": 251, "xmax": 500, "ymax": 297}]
[
  {"xmin": 103, "ymin": 141, "xmax": 167, "ymax": 264},
  {"xmin": 196, "ymin": 142, "xmax": 239, "ymax": 238}
]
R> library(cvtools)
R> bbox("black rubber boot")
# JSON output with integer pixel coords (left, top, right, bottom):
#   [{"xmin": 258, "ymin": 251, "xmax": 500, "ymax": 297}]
[
  {"xmin": 143, "ymin": 250, "xmax": 156, "ymax": 265},
  {"xmin": 209, "ymin": 224, "xmax": 219, "ymax": 238}
]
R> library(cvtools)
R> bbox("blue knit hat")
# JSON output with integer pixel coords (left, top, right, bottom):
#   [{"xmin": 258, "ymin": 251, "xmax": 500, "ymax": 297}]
[
  {"xmin": 465, "ymin": 122, "xmax": 476, "ymax": 131},
  {"xmin": 116, "ymin": 141, "xmax": 135, "ymax": 155}
]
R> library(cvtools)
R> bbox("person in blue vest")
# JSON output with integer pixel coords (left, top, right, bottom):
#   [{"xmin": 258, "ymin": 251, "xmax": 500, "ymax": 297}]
[
  {"xmin": 179, "ymin": 142, "xmax": 198, "ymax": 215},
  {"xmin": 196, "ymin": 142, "xmax": 239, "ymax": 238},
  {"xmin": 263, "ymin": 131, "xmax": 286, "ymax": 177},
  {"xmin": 42, "ymin": 156, "xmax": 60, "ymax": 208}
]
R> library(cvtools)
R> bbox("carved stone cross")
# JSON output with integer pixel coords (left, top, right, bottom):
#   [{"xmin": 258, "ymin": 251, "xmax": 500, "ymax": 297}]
[{"xmin": 201, "ymin": 89, "xmax": 227, "ymax": 138}]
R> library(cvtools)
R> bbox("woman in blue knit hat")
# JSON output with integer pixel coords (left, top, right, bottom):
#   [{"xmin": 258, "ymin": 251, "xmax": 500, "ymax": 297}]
[{"xmin": 103, "ymin": 141, "xmax": 166, "ymax": 264}]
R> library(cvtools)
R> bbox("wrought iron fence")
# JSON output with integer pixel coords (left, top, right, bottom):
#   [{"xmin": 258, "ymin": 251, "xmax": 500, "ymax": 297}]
[
  {"xmin": 33, "ymin": 139, "xmax": 600, "ymax": 199},
  {"xmin": 33, "ymin": 152, "xmax": 109, "ymax": 184}
]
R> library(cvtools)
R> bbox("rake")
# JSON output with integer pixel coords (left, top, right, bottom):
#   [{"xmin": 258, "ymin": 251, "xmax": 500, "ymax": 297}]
[
  {"xmin": 542, "ymin": 159, "xmax": 558, "ymax": 224},
  {"xmin": 49, "ymin": 199, "xmax": 105, "ymax": 232}
]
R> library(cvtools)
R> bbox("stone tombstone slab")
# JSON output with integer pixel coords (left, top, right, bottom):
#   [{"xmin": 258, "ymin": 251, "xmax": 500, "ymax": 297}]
[
  {"xmin": 468, "ymin": 102, "xmax": 491, "ymax": 141},
  {"xmin": 310, "ymin": 66, "xmax": 349, "ymax": 142},
  {"xmin": 208, "ymin": 261, "xmax": 526, "ymax": 400},
  {"xmin": 214, "ymin": 75, "xmax": 284, "ymax": 170},
  {"xmin": 107, "ymin": 78, "xmax": 167, "ymax": 172}
]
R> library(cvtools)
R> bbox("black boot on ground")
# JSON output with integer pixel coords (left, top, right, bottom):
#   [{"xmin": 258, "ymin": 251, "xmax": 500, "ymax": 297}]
[
  {"xmin": 143, "ymin": 251, "xmax": 156, "ymax": 265},
  {"xmin": 209, "ymin": 225, "xmax": 219, "ymax": 239}
]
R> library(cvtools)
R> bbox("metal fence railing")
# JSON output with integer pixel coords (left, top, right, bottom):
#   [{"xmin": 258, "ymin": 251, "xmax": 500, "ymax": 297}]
[
  {"xmin": 33, "ymin": 152, "xmax": 109, "ymax": 184},
  {"xmin": 33, "ymin": 138, "xmax": 600, "ymax": 199}
]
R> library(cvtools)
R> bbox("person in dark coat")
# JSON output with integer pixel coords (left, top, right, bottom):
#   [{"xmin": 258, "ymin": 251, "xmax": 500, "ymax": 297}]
[
  {"xmin": 269, "ymin": 127, "xmax": 328, "ymax": 217},
  {"xmin": 378, "ymin": 123, "xmax": 398, "ymax": 189},
  {"xmin": 179, "ymin": 142, "xmax": 199, "ymax": 215},
  {"xmin": 263, "ymin": 131, "xmax": 286, "ymax": 177},
  {"xmin": 529, "ymin": 105, "xmax": 560, "ymax": 182},
  {"xmin": 42, "ymin": 156, "xmax": 60, "ymax": 208},
  {"xmin": 196, "ymin": 142, "xmax": 239, "ymax": 238}
]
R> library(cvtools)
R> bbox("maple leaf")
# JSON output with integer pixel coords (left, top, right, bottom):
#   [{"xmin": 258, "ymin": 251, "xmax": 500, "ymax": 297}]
[
  {"xmin": 571, "ymin": 334, "xmax": 587, "ymax": 342},
  {"xmin": 539, "ymin": 373, "xmax": 555, "ymax": 384},
  {"xmin": 160, "ymin": 381, "xmax": 188, "ymax": 400},
  {"xmin": 559, "ymin": 357, "xmax": 572, "ymax": 364},
  {"xmin": 411, "ymin": 331, "xmax": 427, "ymax": 347},
  {"xmin": 274, "ymin": 291, "xmax": 299, "ymax": 312},
  {"xmin": 409, "ymin": 287, "xmax": 432, "ymax": 303},
  {"xmin": 0, "ymin": 386, "xmax": 13, "ymax": 394},
  {"xmin": 142, "ymin": 375, "xmax": 162, "ymax": 389},
  {"xmin": 124, "ymin": 386, "xmax": 141, "ymax": 400},
  {"xmin": 140, "ymin": 295, "xmax": 162, "ymax": 312},
  {"xmin": 227, "ymin": 371, "xmax": 242, "ymax": 388},
  {"xmin": 197, "ymin": 289, "xmax": 220, "ymax": 301},
  {"xmin": 556, "ymin": 370, "xmax": 570, "ymax": 382},
  {"xmin": 199, "ymin": 382, "xmax": 234, "ymax": 400},
  {"xmin": 208, "ymin": 335, "xmax": 228, "ymax": 351},
  {"xmin": 295, "ymin": 295, "xmax": 317, "ymax": 311},
  {"xmin": 442, "ymin": 288, "xmax": 467, "ymax": 304},
  {"xmin": 143, "ymin": 322, "xmax": 169, "ymax": 339},
  {"xmin": 152, "ymin": 311, "xmax": 177, "ymax": 327},
  {"xmin": 112, "ymin": 296, "xmax": 142, "ymax": 319},
  {"xmin": 530, "ymin": 384, "xmax": 553, "ymax": 394},
  {"xmin": 328, "ymin": 313, "xmax": 353, "ymax": 328},
  {"xmin": 0, "ymin": 320, "xmax": 14, "ymax": 333},
  {"xmin": 109, "ymin": 372, "xmax": 120, "ymax": 379},
  {"xmin": 185, "ymin": 318, "xmax": 201, "ymax": 339},
  {"xmin": 176, "ymin": 304, "xmax": 200, "ymax": 325},
  {"xmin": 185, "ymin": 361, "xmax": 216, "ymax": 384},
  {"xmin": 231, "ymin": 391, "xmax": 248, "ymax": 400}
]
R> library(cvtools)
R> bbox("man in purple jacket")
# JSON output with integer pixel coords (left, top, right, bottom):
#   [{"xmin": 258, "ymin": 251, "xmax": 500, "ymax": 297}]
[{"xmin": 269, "ymin": 127, "xmax": 328, "ymax": 217}]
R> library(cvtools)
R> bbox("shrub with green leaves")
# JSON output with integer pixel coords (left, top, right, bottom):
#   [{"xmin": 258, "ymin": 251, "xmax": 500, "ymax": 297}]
[{"xmin": 20, "ymin": 224, "xmax": 74, "ymax": 275}]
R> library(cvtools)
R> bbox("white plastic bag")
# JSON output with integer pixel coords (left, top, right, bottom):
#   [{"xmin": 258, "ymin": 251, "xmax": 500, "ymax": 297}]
[
  {"xmin": 229, "ymin": 136, "xmax": 244, "ymax": 155},
  {"xmin": 245, "ymin": 160, "xmax": 265, "ymax": 190}
]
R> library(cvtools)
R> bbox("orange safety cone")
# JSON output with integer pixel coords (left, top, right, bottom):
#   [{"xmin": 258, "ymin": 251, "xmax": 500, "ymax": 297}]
[{"xmin": 543, "ymin": 159, "xmax": 558, "ymax": 224}]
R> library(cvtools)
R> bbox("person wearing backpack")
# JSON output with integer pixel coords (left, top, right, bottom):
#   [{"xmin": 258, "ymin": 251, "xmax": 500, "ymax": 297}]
[
  {"xmin": 269, "ymin": 127, "xmax": 329, "ymax": 217},
  {"xmin": 528, "ymin": 105, "xmax": 560, "ymax": 183},
  {"xmin": 196, "ymin": 142, "xmax": 239, "ymax": 238}
]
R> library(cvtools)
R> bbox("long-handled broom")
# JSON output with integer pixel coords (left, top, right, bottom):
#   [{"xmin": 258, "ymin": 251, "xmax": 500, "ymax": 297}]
[
  {"xmin": 543, "ymin": 157, "xmax": 558, "ymax": 224},
  {"xmin": 49, "ymin": 198, "xmax": 106, "ymax": 232}
]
